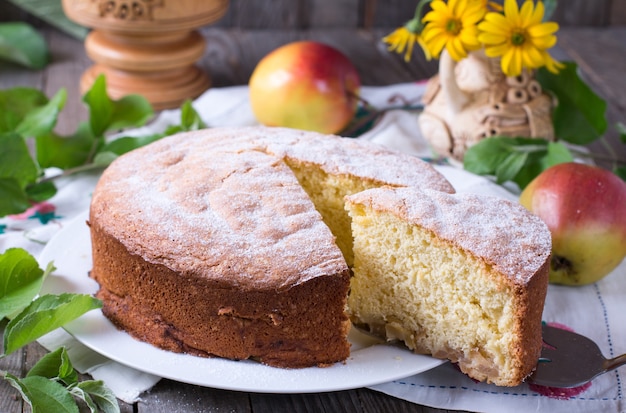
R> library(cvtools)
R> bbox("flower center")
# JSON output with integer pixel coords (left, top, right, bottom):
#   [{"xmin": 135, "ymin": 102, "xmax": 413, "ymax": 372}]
[
  {"xmin": 511, "ymin": 30, "xmax": 526, "ymax": 46},
  {"xmin": 446, "ymin": 18, "xmax": 462, "ymax": 35}
]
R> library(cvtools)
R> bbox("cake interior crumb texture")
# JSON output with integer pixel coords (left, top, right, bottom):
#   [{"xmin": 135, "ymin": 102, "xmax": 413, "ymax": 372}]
[
  {"xmin": 345, "ymin": 187, "xmax": 550, "ymax": 386},
  {"xmin": 286, "ymin": 158, "xmax": 384, "ymax": 267}
]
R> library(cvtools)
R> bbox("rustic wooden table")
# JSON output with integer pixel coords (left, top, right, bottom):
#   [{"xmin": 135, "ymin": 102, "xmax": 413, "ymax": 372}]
[{"xmin": 1, "ymin": 16, "xmax": 625, "ymax": 413}]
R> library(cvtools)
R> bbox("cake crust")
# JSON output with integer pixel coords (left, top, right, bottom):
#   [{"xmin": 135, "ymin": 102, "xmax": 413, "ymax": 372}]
[
  {"xmin": 90, "ymin": 221, "xmax": 351, "ymax": 367},
  {"xmin": 89, "ymin": 126, "xmax": 454, "ymax": 368}
]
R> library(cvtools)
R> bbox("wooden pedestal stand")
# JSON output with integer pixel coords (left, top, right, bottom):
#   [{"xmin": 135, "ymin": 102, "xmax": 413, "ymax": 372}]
[{"xmin": 62, "ymin": 0, "xmax": 229, "ymax": 110}]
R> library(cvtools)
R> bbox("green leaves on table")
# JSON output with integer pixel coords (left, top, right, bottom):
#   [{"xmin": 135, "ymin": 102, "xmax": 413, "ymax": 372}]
[
  {"xmin": 6, "ymin": 347, "xmax": 118, "ymax": 413},
  {"xmin": 0, "ymin": 22, "xmax": 49, "ymax": 69},
  {"xmin": 0, "ymin": 248, "xmax": 117, "ymax": 413},
  {"xmin": 464, "ymin": 138, "xmax": 574, "ymax": 190},
  {"xmin": 0, "ymin": 75, "xmax": 153, "ymax": 216},
  {"xmin": 4, "ymin": 293, "xmax": 102, "ymax": 355},
  {"xmin": 536, "ymin": 62, "xmax": 607, "ymax": 144},
  {"xmin": 463, "ymin": 61, "xmax": 625, "ymax": 189},
  {"xmin": 0, "ymin": 247, "xmax": 51, "ymax": 320},
  {"xmin": 1, "ymin": 72, "xmax": 209, "ymax": 217}
]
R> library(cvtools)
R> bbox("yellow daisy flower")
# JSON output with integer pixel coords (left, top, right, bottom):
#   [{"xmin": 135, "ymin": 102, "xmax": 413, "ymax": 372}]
[
  {"xmin": 421, "ymin": 0, "xmax": 486, "ymax": 61},
  {"xmin": 478, "ymin": 0, "xmax": 564, "ymax": 77},
  {"xmin": 382, "ymin": 0, "xmax": 433, "ymax": 62},
  {"xmin": 383, "ymin": 23, "xmax": 432, "ymax": 62}
]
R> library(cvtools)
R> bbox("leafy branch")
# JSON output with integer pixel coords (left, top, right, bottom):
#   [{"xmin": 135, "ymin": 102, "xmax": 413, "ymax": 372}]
[
  {"xmin": 463, "ymin": 62, "xmax": 626, "ymax": 189},
  {"xmin": 0, "ymin": 74, "xmax": 207, "ymax": 218},
  {"xmin": 0, "ymin": 248, "xmax": 116, "ymax": 413}
]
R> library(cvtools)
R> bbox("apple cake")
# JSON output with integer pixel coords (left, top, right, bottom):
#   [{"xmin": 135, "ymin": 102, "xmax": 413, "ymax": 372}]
[
  {"xmin": 88, "ymin": 126, "xmax": 454, "ymax": 368},
  {"xmin": 345, "ymin": 186, "xmax": 551, "ymax": 386}
]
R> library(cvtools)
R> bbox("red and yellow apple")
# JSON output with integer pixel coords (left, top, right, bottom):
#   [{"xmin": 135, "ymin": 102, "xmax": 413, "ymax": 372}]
[
  {"xmin": 519, "ymin": 162, "xmax": 626, "ymax": 285},
  {"xmin": 248, "ymin": 41, "xmax": 361, "ymax": 135}
]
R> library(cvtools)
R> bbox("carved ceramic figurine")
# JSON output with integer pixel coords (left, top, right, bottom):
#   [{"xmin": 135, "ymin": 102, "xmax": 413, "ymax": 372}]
[{"xmin": 418, "ymin": 50, "xmax": 555, "ymax": 161}]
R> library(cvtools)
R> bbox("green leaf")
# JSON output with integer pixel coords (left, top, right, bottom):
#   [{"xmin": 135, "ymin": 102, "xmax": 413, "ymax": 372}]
[
  {"xmin": 83, "ymin": 75, "xmax": 153, "ymax": 137},
  {"xmin": 179, "ymin": 100, "xmax": 207, "ymax": 131},
  {"xmin": 0, "ymin": 88, "xmax": 50, "ymax": 133},
  {"xmin": 26, "ymin": 180, "xmax": 58, "ymax": 203},
  {"xmin": 70, "ymin": 386, "xmax": 98, "ymax": 413},
  {"xmin": 99, "ymin": 133, "xmax": 163, "ymax": 157},
  {"xmin": 75, "ymin": 380, "xmax": 120, "ymax": 413},
  {"xmin": 5, "ymin": 374, "xmax": 79, "ymax": 413},
  {"xmin": 615, "ymin": 166, "xmax": 626, "ymax": 182},
  {"xmin": 83, "ymin": 75, "xmax": 114, "ymax": 137},
  {"xmin": 15, "ymin": 89, "xmax": 67, "ymax": 139},
  {"xmin": 0, "ymin": 132, "xmax": 40, "ymax": 188},
  {"xmin": 463, "ymin": 136, "xmax": 574, "ymax": 190},
  {"xmin": 537, "ymin": 62, "xmax": 607, "ymax": 144},
  {"xmin": 36, "ymin": 123, "xmax": 96, "ymax": 169},
  {"xmin": 463, "ymin": 138, "xmax": 509, "ymax": 175},
  {"xmin": 27, "ymin": 347, "xmax": 79, "ymax": 387},
  {"xmin": 495, "ymin": 151, "xmax": 529, "ymax": 184},
  {"xmin": 3, "ymin": 293, "xmax": 102, "ymax": 355},
  {"xmin": 91, "ymin": 151, "xmax": 119, "ymax": 167},
  {"xmin": 108, "ymin": 95, "xmax": 154, "ymax": 132},
  {"xmin": 545, "ymin": 141, "xmax": 575, "ymax": 165},
  {"xmin": 0, "ymin": 177, "xmax": 31, "ymax": 216},
  {"xmin": 0, "ymin": 22, "xmax": 49, "ymax": 69},
  {"xmin": 0, "ymin": 248, "xmax": 48, "ymax": 320}
]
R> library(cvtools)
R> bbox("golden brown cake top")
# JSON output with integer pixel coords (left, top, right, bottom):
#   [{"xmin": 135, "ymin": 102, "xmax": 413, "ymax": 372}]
[
  {"xmin": 346, "ymin": 186, "xmax": 552, "ymax": 284},
  {"xmin": 90, "ymin": 126, "xmax": 453, "ymax": 290},
  {"xmin": 171, "ymin": 126, "xmax": 455, "ymax": 193},
  {"xmin": 259, "ymin": 129, "xmax": 455, "ymax": 194}
]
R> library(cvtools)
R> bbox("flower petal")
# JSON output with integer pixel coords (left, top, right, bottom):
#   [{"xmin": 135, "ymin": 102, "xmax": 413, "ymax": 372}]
[
  {"xmin": 460, "ymin": 26, "xmax": 481, "ymax": 46},
  {"xmin": 447, "ymin": 37, "xmax": 468, "ymax": 61},
  {"xmin": 427, "ymin": 34, "xmax": 448, "ymax": 59},
  {"xmin": 480, "ymin": 13, "xmax": 511, "ymax": 35},
  {"xmin": 529, "ymin": 0, "xmax": 545, "ymax": 26},
  {"xmin": 543, "ymin": 52, "xmax": 565, "ymax": 73},
  {"xmin": 519, "ymin": 0, "xmax": 535, "ymax": 28},
  {"xmin": 429, "ymin": 1, "xmax": 449, "ymax": 14},
  {"xmin": 528, "ymin": 22, "xmax": 559, "ymax": 37},
  {"xmin": 422, "ymin": 26, "xmax": 445, "ymax": 42},
  {"xmin": 484, "ymin": 42, "xmax": 511, "ymax": 57},
  {"xmin": 463, "ymin": 7, "xmax": 487, "ymax": 25},
  {"xmin": 417, "ymin": 36, "xmax": 433, "ymax": 60},
  {"xmin": 521, "ymin": 44, "xmax": 544, "ymax": 68},
  {"xmin": 478, "ymin": 32, "xmax": 508, "ymax": 45},
  {"xmin": 529, "ymin": 34, "xmax": 557, "ymax": 49},
  {"xmin": 504, "ymin": 0, "xmax": 521, "ymax": 27}
]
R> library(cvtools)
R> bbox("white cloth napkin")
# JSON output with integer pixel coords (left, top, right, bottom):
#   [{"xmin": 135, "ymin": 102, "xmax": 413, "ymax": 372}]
[{"xmin": 1, "ymin": 83, "xmax": 625, "ymax": 412}]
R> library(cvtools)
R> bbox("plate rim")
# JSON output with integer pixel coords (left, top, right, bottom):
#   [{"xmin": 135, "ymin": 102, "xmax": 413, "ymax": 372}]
[{"xmin": 39, "ymin": 209, "xmax": 445, "ymax": 394}]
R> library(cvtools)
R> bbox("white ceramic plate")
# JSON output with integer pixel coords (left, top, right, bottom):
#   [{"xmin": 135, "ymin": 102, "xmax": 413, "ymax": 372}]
[{"xmin": 39, "ymin": 209, "xmax": 445, "ymax": 393}]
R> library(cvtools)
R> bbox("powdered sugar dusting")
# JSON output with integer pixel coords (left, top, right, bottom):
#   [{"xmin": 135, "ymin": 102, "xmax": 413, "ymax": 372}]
[
  {"xmin": 261, "ymin": 128, "xmax": 455, "ymax": 193},
  {"xmin": 346, "ymin": 187, "xmax": 552, "ymax": 283},
  {"xmin": 91, "ymin": 126, "xmax": 454, "ymax": 290}
]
